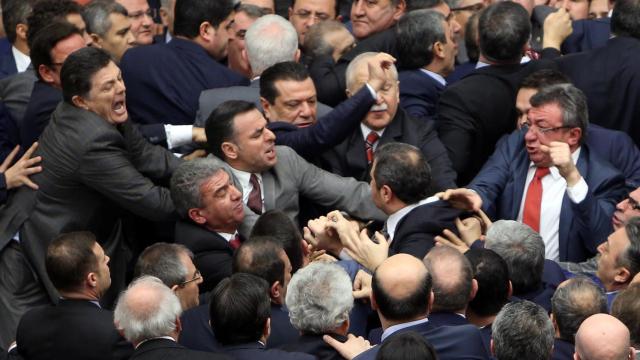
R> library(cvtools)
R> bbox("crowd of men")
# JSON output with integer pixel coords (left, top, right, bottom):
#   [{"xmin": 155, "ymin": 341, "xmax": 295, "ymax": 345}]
[{"xmin": 0, "ymin": 0, "xmax": 639, "ymax": 359}]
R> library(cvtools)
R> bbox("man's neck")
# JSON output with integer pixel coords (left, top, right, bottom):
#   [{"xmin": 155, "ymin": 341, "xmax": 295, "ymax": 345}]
[
  {"xmin": 384, "ymin": 200, "xmax": 410, "ymax": 216},
  {"xmin": 424, "ymin": 63, "xmax": 446, "ymax": 78},
  {"xmin": 466, "ymin": 309, "xmax": 496, "ymax": 328},
  {"xmin": 478, "ymin": 54, "xmax": 520, "ymax": 66},
  {"xmin": 58, "ymin": 290, "xmax": 99, "ymax": 302},
  {"xmin": 380, "ymin": 313, "xmax": 428, "ymax": 330},
  {"xmin": 13, "ymin": 40, "xmax": 29, "ymax": 56}
]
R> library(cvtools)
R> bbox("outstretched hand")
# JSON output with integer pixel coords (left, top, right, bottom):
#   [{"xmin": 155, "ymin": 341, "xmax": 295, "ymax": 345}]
[{"xmin": 1, "ymin": 143, "xmax": 42, "ymax": 190}]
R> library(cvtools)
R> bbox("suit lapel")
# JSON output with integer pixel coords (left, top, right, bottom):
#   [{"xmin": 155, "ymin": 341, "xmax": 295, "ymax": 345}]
[
  {"xmin": 558, "ymin": 148, "xmax": 588, "ymax": 260},
  {"xmin": 345, "ymin": 130, "xmax": 368, "ymax": 179},
  {"xmin": 511, "ymin": 150, "xmax": 530, "ymax": 220},
  {"xmin": 262, "ymin": 169, "xmax": 276, "ymax": 211},
  {"xmin": 380, "ymin": 111, "xmax": 403, "ymax": 145}
]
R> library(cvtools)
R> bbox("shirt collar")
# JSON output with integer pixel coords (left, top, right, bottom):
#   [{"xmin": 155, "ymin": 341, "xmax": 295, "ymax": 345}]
[
  {"xmin": 419, "ymin": 68, "xmax": 446, "ymax": 86},
  {"xmin": 136, "ymin": 336, "xmax": 176, "ymax": 349},
  {"xmin": 11, "ymin": 46, "xmax": 30, "ymax": 73},
  {"xmin": 219, "ymin": 231, "xmax": 237, "ymax": 242},
  {"xmin": 528, "ymin": 147, "xmax": 581, "ymax": 180},
  {"xmin": 360, "ymin": 123, "xmax": 385, "ymax": 141},
  {"xmin": 386, "ymin": 203, "xmax": 420, "ymax": 240},
  {"xmin": 381, "ymin": 317, "xmax": 429, "ymax": 342},
  {"xmin": 229, "ymin": 167, "xmax": 262, "ymax": 191}
]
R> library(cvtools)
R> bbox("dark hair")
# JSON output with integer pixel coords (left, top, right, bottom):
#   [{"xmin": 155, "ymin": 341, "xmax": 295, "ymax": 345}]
[
  {"xmin": 250, "ymin": 210, "xmax": 304, "ymax": 273},
  {"xmin": 134, "ymin": 243, "xmax": 192, "ymax": 288},
  {"xmin": 478, "ymin": 2, "xmax": 530, "ymax": 63},
  {"xmin": 61, "ymin": 47, "xmax": 112, "ymax": 103},
  {"xmin": 205, "ymin": 100, "xmax": 257, "ymax": 159},
  {"xmin": 291, "ymin": 0, "xmax": 340, "ymax": 18},
  {"xmin": 551, "ymin": 276, "xmax": 607, "ymax": 343},
  {"xmin": 405, "ymin": 0, "xmax": 444, "ymax": 11},
  {"xmin": 611, "ymin": 284, "xmax": 640, "ymax": 348},
  {"xmin": 611, "ymin": 0, "xmax": 640, "ymax": 39},
  {"xmin": 529, "ymin": 83, "xmax": 589, "ymax": 144},
  {"xmin": 519, "ymin": 69, "xmax": 570, "ymax": 90},
  {"xmin": 424, "ymin": 246, "xmax": 473, "ymax": 313},
  {"xmin": 233, "ymin": 236, "xmax": 285, "ymax": 287},
  {"xmin": 260, "ymin": 61, "xmax": 310, "ymax": 105},
  {"xmin": 619, "ymin": 217, "xmax": 640, "ymax": 278},
  {"xmin": 46, "ymin": 231, "xmax": 98, "ymax": 292},
  {"xmin": 372, "ymin": 266, "xmax": 432, "ymax": 321},
  {"xmin": 26, "ymin": 0, "xmax": 81, "ymax": 48},
  {"xmin": 373, "ymin": 143, "xmax": 431, "ymax": 204},
  {"xmin": 209, "ymin": 273, "xmax": 271, "ymax": 345},
  {"xmin": 82, "ymin": 0, "xmax": 129, "ymax": 37},
  {"xmin": 173, "ymin": 0, "xmax": 236, "ymax": 39},
  {"xmin": 396, "ymin": 10, "xmax": 447, "ymax": 69},
  {"xmin": 2, "ymin": 0, "xmax": 34, "ymax": 44},
  {"xmin": 376, "ymin": 331, "xmax": 438, "ymax": 360},
  {"xmin": 464, "ymin": 11, "xmax": 481, "ymax": 62},
  {"xmin": 465, "ymin": 248, "xmax": 510, "ymax": 317},
  {"xmin": 30, "ymin": 21, "xmax": 81, "ymax": 81}
]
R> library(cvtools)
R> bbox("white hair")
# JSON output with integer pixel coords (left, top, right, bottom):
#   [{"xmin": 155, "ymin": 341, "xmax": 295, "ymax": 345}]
[{"xmin": 245, "ymin": 14, "xmax": 298, "ymax": 76}]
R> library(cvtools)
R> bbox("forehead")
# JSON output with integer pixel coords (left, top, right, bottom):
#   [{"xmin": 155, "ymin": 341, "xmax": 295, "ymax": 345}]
[
  {"xmin": 352, "ymin": 59, "xmax": 395, "ymax": 85},
  {"xmin": 51, "ymin": 34, "xmax": 85, "ymax": 60},
  {"xmin": 432, "ymin": 2, "xmax": 452, "ymax": 17},
  {"xmin": 233, "ymin": 108, "xmax": 268, "ymax": 133},
  {"xmin": 234, "ymin": 11, "xmax": 256, "ymax": 29},
  {"xmin": 528, "ymin": 103, "xmax": 563, "ymax": 124},
  {"xmin": 66, "ymin": 13, "xmax": 86, "ymax": 30},
  {"xmin": 243, "ymin": 0, "xmax": 275, "ymax": 11},
  {"xmin": 200, "ymin": 170, "xmax": 229, "ymax": 194},
  {"xmin": 273, "ymin": 78, "xmax": 317, "ymax": 99},
  {"xmin": 118, "ymin": 0, "xmax": 149, "ymax": 11},
  {"xmin": 293, "ymin": 0, "xmax": 336, "ymax": 13},
  {"xmin": 90, "ymin": 61, "xmax": 119, "ymax": 87},
  {"xmin": 630, "ymin": 188, "xmax": 640, "ymax": 202},
  {"xmin": 92, "ymin": 242, "xmax": 105, "ymax": 258}
]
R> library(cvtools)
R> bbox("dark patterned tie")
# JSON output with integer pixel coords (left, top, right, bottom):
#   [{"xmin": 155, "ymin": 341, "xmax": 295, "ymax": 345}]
[
  {"xmin": 248, "ymin": 173, "xmax": 263, "ymax": 215},
  {"xmin": 229, "ymin": 233, "xmax": 242, "ymax": 250},
  {"xmin": 365, "ymin": 131, "xmax": 379, "ymax": 164}
]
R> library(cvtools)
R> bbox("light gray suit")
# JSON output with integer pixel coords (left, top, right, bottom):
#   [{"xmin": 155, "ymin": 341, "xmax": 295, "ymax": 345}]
[
  {"xmin": 0, "ymin": 102, "xmax": 181, "ymax": 345},
  {"xmin": 0, "ymin": 66, "xmax": 37, "ymax": 124},
  {"xmin": 222, "ymin": 146, "xmax": 386, "ymax": 235},
  {"xmin": 195, "ymin": 79, "xmax": 332, "ymax": 126}
]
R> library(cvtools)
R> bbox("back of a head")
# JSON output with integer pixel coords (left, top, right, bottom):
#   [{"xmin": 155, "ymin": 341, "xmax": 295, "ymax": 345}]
[
  {"xmin": 233, "ymin": 236, "xmax": 285, "ymax": 287},
  {"xmin": 375, "ymin": 331, "xmax": 438, "ymax": 360},
  {"xmin": 26, "ymin": 0, "xmax": 81, "ymax": 48},
  {"xmin": 465, "ymin": 248, "xmax": 510, "ymax": 317},
  {"xmin": 611, "ymin": 0, "xmax": 640, "ymax": 39},
  {"xmin": 611, "ymin": 284, "xmax": 640, "ymax": 349},
  {"xmin": 424, "ymin": 246, "xmax": 473, "ymax": 313},
  {"xmin": 30, "ymin": 21, "xmax": 82, "ymax": 82},
  {"xmin": 396, "ymin": 10, "xmax": 447, "ymax": 70},
  {"xmin": 464, "ymin": 11, "xmax": 481, "ymax": 63},
  {"xmin": 286, "ymin": 262, "xmax": 353, "ymax": 334},
  {"xmin": 575, "ymin": 314, "xmax": 633, "ymax": 360},
  {"xmin": 478, "ymin": 2, "xmax": 530, "ymax": 64},
  {"xmin": 259, "ymin": 61, "xmax": 310, "ymax": 105},
  {"xmin": 250, "ymin": 210, "xmax": 304, "ymax": 272},
  {"xmin": 303, "ymin": 20, "xmax": 350, "ymax": 60},
  {"xmin": 3, "ymin": 0, "xmax": 34, "ymax": 44},
  {"xmin": 134, "ymin": 243, "xmax": 190, "ymax": 288},
  {"xmin": 551, "ymin": 277, "xmax": 607, "ymax": 343},
  {"xmin": 245, "ymin": 14, "xmax": 298, "ymax": 76},
  {"xmin": 46, "ymin": 231, "xmax": 98, "ymax": 293},
  {"xmin": 372, "ymin": 142, "xmax": 432, "ymax": 205},
  {"xmin": 209, "ymin": 273, "xmax": 271, "ymax": 345},
  {"xmin": 519, "ymin": 69, "xmax": 570, "ymax": 92},
  {"xmin": 61, "ymin": 47, "xmax": 112, "ymax": 104},
  {"xmin": 82, "ymin": 0, "xmax": 129, "ymax": 37},
  {"xmin": 172, "ymin": 0, "xmax": 235, "ymax": 39},
  {"xmin": 114, "ymin": 276, "xmax": 182, "ymax": 344},
  {"xmin": 492, "ymin": 300, "xmax": 554, "ymax": 360},
  {"xmin": 485, "ymin": 220, "xmax": 545, "ymax": 295},
  {"xmin": 405, "ymin": 0, "xmax": 445, "ymax": 11}
]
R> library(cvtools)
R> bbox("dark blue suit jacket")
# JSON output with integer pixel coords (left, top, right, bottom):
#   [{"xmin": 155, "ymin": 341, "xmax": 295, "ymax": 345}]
[
  {"xmin": 120, "ymin": 37, "xmax": 248, "ymax": 145},
  {"xmin": 0, "ymin": 101, "xmax": 18, "ymax": 163},
  {"xmin": 561, "ymin": 18, "xmax": 610, "ymax": 54},
  {"xmin": 222, "ymin": 342, "xmax": 315, "ymax": 360},
  {"xmin": 0, "ymin": 42, "xmax": 17, "ymax": 80},
  {"xmin": 367, "ymin": 311, "xmax": 470, "ymax": 345},
  {"xmin": 19, "ymin": 81, "xmax": 62, "ymax": 150},
  {"xmin": 551, "ymin": 338, "xmax": 575, "ymax": 360},
  {"xmin": 469, "ymin": 130, "xmax": 627, "ymax": 262},
  {"xmin": 399, "ymin": 69, "xmax": 445, "ymax": 121},
  {"xmin": 586, "ymin": 124, "xmax": 640, "ymax": 188},
  {"xmin": 355, "ymin": 321, "xmax": 490, "ymax": 360}
]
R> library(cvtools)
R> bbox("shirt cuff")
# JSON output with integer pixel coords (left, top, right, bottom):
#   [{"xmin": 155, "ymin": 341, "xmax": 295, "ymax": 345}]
[
  {"xmin": 365, "ymin": 83, "xmax": 377, "ymax": 100},
  {"xmin": 566, "ymin": 177, "xmax": 588, "ymax": 203},
  {"xmin": 164, "ymin": 125, "xmax": 193, "ymax": 149}
]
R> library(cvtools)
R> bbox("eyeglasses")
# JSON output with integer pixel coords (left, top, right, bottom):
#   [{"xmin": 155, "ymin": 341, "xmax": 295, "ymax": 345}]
[
  {"xmin": 451, "ymin": 3, "xmax": 485, "ymax": 12},
  {"xmin": 522, "ymin": 122, "xmax": 572, "ymax": 135},
  {"xmin": 292, "ymin": 10, "xmax": 331, "ymax": 22},
  {"xmin": 178, "ymin": 270, "xmax": 202, "ymax": 287},
  {"xmin": 627, "ymin": 195, "xmax": 640, "ymax": 211}
]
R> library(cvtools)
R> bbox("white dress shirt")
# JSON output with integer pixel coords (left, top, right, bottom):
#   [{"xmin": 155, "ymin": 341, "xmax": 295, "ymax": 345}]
[
  {"xmin": 381, "ymin": 317, "xmax": 429, "ymax": 342},
  {"xmin": 360, "ymin": 124, "xmax": 385, "ymax": 150},
  {"xmin": 11, "ymin": 46, "xmax": 30, "ymax": 73},
  {"xmin": 419, "ymin": 68, "xmax": 446, "ymax": 86},
  {"xmin": 385, "ymin": 203, "xmax": 420, "ymax": 243}
]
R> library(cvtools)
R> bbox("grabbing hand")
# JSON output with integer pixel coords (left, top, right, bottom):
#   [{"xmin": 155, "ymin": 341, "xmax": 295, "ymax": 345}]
[
  {"xmin": 353, "ymin": 269, "xmax": 372, "ymax": 300},
  {"xmin": 436, "ymin": 188, "xmax": 483, "ymax": 212},
  {"xmin": 543, "ymin": 7, "xmax": 573, "ymax": 50},
  {"xmin": 366, "ymin": 52, "xmax": 396, "ymax": 93},
  {"xmin": 326, "ymin": 211, "xmax": 388, "ymax": 271},
  {"xmin": 1, "ymin": 143, "xmax": 42, "ymax": 190},
  {"xmin": 323, "ymin": 334, "xmax": 372, "ymax": 360}
]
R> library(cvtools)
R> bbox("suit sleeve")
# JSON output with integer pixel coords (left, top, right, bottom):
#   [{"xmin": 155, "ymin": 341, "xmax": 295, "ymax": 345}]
[
  {"xmin": 391, "ymin": 233, "xmax": 436, "ymax": 259},
  {"xmin": 418, "ymin": 121, "xmax": 457, "ymax": 191},
  {"xmin": 121, "ymin": 121, "xmax": 182, "ymax": 181},
  {"xmin": 307, "ymin": 55, "xmax": 349, "ymax": 107},
  {"xmin": 135, "ymin": 123, "xmax": 168, "ymax": 147},
  {"xmin": 0, "ymin": 173, "xmax": 6, "ymax": 205},
  {"xmin": 273, "ymin": 86, "xmax": 375, "ymax": 158},
  {"xmin": 78, "ymin": 127, "xmax": 177, "ymax": 222}
]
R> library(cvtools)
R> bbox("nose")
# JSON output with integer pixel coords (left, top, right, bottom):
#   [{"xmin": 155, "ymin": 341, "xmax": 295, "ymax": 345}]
[
  {"xmin": 142, "ymin": 12, "xmax": 153, "ymax": 26},
  {"xmin": 451, "ymin": 19, "xmax": 462, "ymax": 35},
  {"xmin": 597, "ymin": 242, "xmax": 605, "ymax": 254},
  {"xmin": 616, "ymin": 197, "xmax": 629, "ymax": 211},
  {"xmin": 265, "ymin": 127, "xmax": 276, "ymax": 142},
  {"xmin": 300, "ymin": 102, "xmax": 312, "ymax": 116},
  {"xmin": 352, "ymin": 0, "xmax": 365, "ymax": 16},
  {"xmin": 126, "ymin": 32, "xmax": 136, "ymax": 45},
  {"xmin": 524, "ymin": 124, "xmax": 538, "ymax": 141},
  {"xmin": 230, "ymin": 184, "xmax": 242, "ymax": 200},
  {"xmin": 116, "ymin": 78, "xmax": 126, "ymax": 93},
  {"xmin": 106, "ymin": 255, "xmax": 110, "ymax": 264},
  {"xmin": 306, "ymin": 15, "xmax": 317, "ymax": 27}
]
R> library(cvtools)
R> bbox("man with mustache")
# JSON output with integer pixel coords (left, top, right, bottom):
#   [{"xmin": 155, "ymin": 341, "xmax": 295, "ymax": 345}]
[{"xmin": 321, "ymin": 52, "xmax": 456, "ymax": 193}]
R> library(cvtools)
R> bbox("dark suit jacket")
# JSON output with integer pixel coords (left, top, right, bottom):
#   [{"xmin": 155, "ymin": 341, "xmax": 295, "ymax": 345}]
[
  {"xmin": 436, "ymin": 60, "xmax": 557, "ymax": 185},
  {"xmin": 0, "ymin": 67, "xmax": 37, "ymax": 130},
  {"xmin": 561, "ymin": 18, "xmax": 610, "ymax": 54},
  {"xmin": 0, "ymin": 102, "xmax": 180, "ymax": 303},
  {"xmin": 355, "ymin": 321, "xmax": 490, "ymax": 360},
  {"xmin": 280, "ymin": 334, "xmax": 347, "ymax": 360},
  {"xmin": 551, "ymin": 338, "xmax": 575, "ymax": 360},
  {"xmin": 131, "ymin": 338, "xmax": 230, "ymax": 360},
  {"xmin": 0, "ymin": 50, "xmax": 17, "ymax": 80},
  {"xmin": 427, "ymin": 312, "xmax": 469, "ymax": 328},
  {"xmin": 174, "ymin": 220, "xmax": 234, "ymax": 293},
  {"xmin": 179, "ymin": 303, "xmax": 220, "ymax": 353},
  {"xmin": 391, "ymin": 201, "xmax": 465, "ymax": 259},
  {"xmin": 399, "ymin": 69, "xmax": 445, "ymax": 121},
  {"xmin": 0, "ymin": 102, "xmax": 17, "ymax": 162},
  {"xmin": 558, "ymin": 36, "xmax": 640, "ymax": 146},
  {"xmin": 586, "ymin": 125, "xmax": 640, "ymax": 187},
  {"xmin": 469, "ymin": 130, "xmax": 626, "ymax": 262},
  {"xmin": 223, "ymin": 342, "xmax": 315, "ymax": 360},
  {"xmin": 19, "ymin": 80, "xmax": 62, "ymax": 150},
  {"xmin": 16, "ymin": 299, "xmax": 132, "ymax": 360},
  {"xmin": 120, "ymin": 38, "xmax": 248, "ymax": 145},
  {"xmin": 267, "ymin": 304, "xmax": 300, "ymax": 349},
  {"xmin": 321, "ymin": 109, "xmax": 456, "ymax": 193}
]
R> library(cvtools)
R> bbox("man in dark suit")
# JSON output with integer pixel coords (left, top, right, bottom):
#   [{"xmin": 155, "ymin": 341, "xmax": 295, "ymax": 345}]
[
  {"xmin": 491, "ymin": 301, "xmax": 554, "ymax": 360},
  {"xmin": 397, "ymin": 10, "xmax": 457, "ymax": 121},
  {"xmin": 321, "ymin": 52, "xmax": 456, "ymax": 192},
  {"xmin": 114, "ymin": 275, "xmax": 231, "ymax": 360},
  {"xmin": 210, "ymin": 273, "xmax": 315, "ymax": 360},
  {"xmin": 550, "ymin": 277, "xmax": 608, "ymax": 360},
  {"xmin": 15, "ymin": 232, "xmax": 133, "ymax": 360},
  {"xmin": 441, "ymin": 84, "xmax": 627, "ymax": 263},
  {"xmin": 120, "ymin": 0, "xmax": 248, "ymax": 146},
  {"xmin": 557, "ymin": 0, "xmax": 640, "ymax": 146},
  {"xmin": 204, "ymin": 100, "xmax": 385, "ymax": 236},
  {"xmin": 0, "ymin": 0, "xmax": 32, "ymax": 80},
  {"xmin": 0, "ymin": 48, "xmax": 181, "ymax": 346},
  {"xmin": 325, "ymin": 254, "xmax": 490, "ymax": 360},
  {"xmin": 169, "ymin": 158, "xmax": 244, "ymax": 293},
  {"xmin": 436, "ymin": 1, "xmax": 566, "ymax": 185}
]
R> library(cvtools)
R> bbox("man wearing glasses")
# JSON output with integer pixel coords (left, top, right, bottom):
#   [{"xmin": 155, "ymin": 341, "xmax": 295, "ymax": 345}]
[
  {"xmin": 117, "ymin": 0, "xmax": 154, "ymax": 45},
  {"xmin": 439, "ymin": 83, "xmax": 627, "ymax": 263}
]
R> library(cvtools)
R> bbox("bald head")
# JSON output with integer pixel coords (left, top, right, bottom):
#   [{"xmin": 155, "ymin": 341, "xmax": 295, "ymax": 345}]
[
  {"xmin": 372, "ymin": 254, "xmax": 432, "ymax": 323},
  {"xmin": 575, "ymin": 314, "xmax": 634, "ymax": 360},
  {"xmin": 424, "ymin": 246, "xmax": 474, "ymax": 313}
]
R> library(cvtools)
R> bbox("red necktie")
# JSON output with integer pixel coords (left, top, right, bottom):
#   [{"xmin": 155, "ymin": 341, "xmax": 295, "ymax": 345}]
[
  {"xmin": 248, "ymin": 173, "xmax": 262, "ymax": 215},
  {"xmin": 229, "ymin": 233, "xmax": 242, "ymax": 250},
  {"xmin": 365, "ymin": 131, "xmax": 379, "ymax": 164},
  {"xmin": 523, "ymin": 167, "xmax": 551, "ymax": 233}
]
